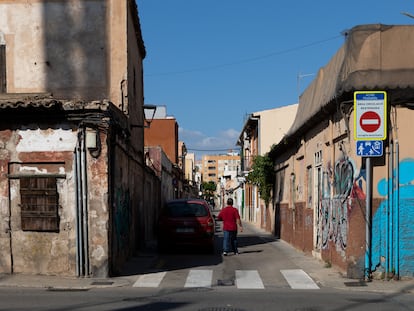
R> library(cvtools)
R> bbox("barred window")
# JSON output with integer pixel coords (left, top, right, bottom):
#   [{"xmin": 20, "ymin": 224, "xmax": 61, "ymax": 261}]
[{"xmin": 20, "ymin": 177, "xmax": 59, "ymax": 232}]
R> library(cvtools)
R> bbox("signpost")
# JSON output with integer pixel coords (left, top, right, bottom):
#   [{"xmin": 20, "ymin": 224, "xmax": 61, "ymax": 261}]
[{"xmin": 354, "ymin": 91, "xmax": 387, "ymax": 281}]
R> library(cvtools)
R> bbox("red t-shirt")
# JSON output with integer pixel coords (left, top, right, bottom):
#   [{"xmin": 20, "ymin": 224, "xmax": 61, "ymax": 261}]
[{"xmin": 217, "ymin": 205, "xmax": 240, "ymax": 231}]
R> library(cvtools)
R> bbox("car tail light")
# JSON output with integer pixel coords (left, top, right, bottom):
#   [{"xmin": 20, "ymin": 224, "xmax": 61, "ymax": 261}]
[{"xmin": 206, "ymin": 217, "xmax": 214, "ymax": 232}]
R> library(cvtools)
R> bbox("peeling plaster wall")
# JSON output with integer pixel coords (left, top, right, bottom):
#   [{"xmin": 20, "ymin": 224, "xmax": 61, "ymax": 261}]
[
  {"xmin": 87, "ymin": 131, "xmax": 109, "ymax": 277},
  {"xmin": 0, "ymin": 0, "xmax": 149, "ymax": 277},
  {"xmin": 0, "ymin": 0, "xmax": 108, "ymax": 99},
  {"xmin": 16, "ymin": 129, "xmax": 77, "ymax": 152},
  {"xmin": 0, "ymin": 126, "xmax": 111, "ymax": 276},
  {"xmin": 0, "ymin": 127, "xmax": 77, "ymax": 275},
  {"xmin": 0, "ymin": 131, "xmax": 12, "ymax": 272}
]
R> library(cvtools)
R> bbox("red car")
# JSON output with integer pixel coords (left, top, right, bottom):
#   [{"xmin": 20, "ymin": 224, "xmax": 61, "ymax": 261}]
[{"xmin": 157, "ymin": 198, "xmax": 215, "ymax": 253}]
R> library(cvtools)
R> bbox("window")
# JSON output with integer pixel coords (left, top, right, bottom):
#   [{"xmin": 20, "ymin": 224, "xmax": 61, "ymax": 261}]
[
  {"xmin": 314, "ymin": 150, "xmax": 322, "ymax": 166},
  {"xmin": 20, "ymin": 177, "xmax": 60, "ymax": 232},
  {"xmin": 164, "ymin": 202, "xmax": 208, "ymax": 217},
  {"xmin": 314, "ymin": 150, "xmax": 323, "ymax": 205},
  {"xmin": 306, "ymin": 166, "xmax": 313, "ymax": 208}
]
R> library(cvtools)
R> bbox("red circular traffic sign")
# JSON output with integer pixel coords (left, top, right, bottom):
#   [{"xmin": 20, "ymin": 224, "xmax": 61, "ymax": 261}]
[{"xmin": 360, "ymin": 111, "xmax": 381, "ymax": 133}]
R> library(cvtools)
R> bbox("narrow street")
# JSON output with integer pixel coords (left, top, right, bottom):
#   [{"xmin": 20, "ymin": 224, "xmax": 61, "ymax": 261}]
[
  {"xmin": 1, "ymin": 220, "xmax": 414, "ymax": 310},
  {"xmin": 125, "ymin": 217, "xmax": 319, "ymax": 291}
]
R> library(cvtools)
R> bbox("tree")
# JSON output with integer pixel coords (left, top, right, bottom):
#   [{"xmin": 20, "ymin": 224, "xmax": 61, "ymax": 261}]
[
  {"xmin": 201, "ymin": 181, "xmax": 216, "ymax": 203},
  {"xmin": 246, "ymin": 153, "xmax": 274, "ymax": 206}
]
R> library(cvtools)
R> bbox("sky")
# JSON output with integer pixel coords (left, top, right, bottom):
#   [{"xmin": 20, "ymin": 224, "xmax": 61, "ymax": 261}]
[{"xmin": 137, "ymin": 0, "xmax": 412, "ymax": 160}]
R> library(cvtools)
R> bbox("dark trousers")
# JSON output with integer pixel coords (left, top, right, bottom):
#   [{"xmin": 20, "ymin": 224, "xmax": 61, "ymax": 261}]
[{"xmin": 223, "ymin": 230, "xmax": 238, "ymax": 253}]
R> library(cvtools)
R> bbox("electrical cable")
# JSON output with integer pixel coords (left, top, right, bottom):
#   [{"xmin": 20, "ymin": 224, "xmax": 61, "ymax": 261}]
[
  {"xmin": 186, "ymin": 148, "xmax": 241, "ymax": 152},
  {"xmin": 145, "ymin": 35, "xmax": 342, "ymax": 77}
]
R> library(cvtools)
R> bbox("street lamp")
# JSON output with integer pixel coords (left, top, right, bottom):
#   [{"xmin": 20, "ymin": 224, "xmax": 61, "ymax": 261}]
[{"xmin": 131, "ymin": 104, "xmax": 157, "ymax": 128}]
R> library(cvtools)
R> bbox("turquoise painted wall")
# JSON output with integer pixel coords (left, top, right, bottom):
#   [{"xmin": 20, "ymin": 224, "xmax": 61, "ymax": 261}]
[{"xmin": 374, "ymin": 158, "xmax": 414, "ymax": 277}]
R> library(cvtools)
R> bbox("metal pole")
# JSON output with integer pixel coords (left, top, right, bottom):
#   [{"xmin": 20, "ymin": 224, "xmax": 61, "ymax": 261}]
[
  {"xmin": 386, "ymin": 141, "xmax": 393, "ymax": 277},
  {"xmin": 395, "ymin": 140, "xmax": 400, "ymax": 278},
  {"xmin": 390, "ymin": 141, "xmax": 394, "ymax": 276},
  {"xmin": 365, "ymin": 157, "xmax": 372, "ymax": 281}
]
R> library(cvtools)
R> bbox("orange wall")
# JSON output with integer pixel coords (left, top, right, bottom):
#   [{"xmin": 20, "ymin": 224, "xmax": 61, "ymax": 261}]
[{"xmin": 144, "ymin": 119, "xmax": 178, "ymax": 164}]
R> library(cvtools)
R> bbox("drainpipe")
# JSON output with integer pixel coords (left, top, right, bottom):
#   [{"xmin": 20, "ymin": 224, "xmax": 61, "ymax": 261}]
[
  {"xmin": 80, "ymin": 127, "xmax": 90, "ymax": 276},
  {"xmin": 75, "ymin": 137, "xmax": 82, "ymax": 276},
  {"xmin": 394, "ymin": 140, "xmax": 399, "ymax": 278},
  {"xmin": 251, "ymin": 115, "xmax": 260, "ymax": 225},
  {"xmin": 75, "ymin": 127, "xmax": 90, "ymax": 277},
  {"xmin": 242, "ymin": 183, "xmax": 245, "ymax": 219}
]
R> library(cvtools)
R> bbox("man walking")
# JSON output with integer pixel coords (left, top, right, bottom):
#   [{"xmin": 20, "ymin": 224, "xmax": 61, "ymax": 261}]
[{"xmin": 216, "ymin": 198, "xmax": 243, "ymax": 255}]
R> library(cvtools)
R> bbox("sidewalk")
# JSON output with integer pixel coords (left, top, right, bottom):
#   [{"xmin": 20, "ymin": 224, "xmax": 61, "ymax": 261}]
[
  {"xmin": 0, "ymin": 222, "xmax": 413, "ymax": 294},
  {"xmin": 0, "ymin": 251, "xmax": 158, "ymax": 290},
  {"xmin": 271, "ymin": 236, "xmax": 414, "ymax": 294},
  {"xmin": 0, "ymin": 251, "xmax": 158, "ymax": 291},
  {"xmin": 244, "ymin": 221, "xmax": 414, "ymax": 294}
]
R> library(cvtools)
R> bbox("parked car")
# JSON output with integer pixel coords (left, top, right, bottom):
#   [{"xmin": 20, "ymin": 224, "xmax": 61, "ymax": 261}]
[{"xmin": 157, "ymin": 198, "xmax": 215, "ymax": 253}]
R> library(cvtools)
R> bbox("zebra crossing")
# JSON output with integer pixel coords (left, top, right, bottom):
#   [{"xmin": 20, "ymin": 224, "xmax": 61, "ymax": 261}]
[{"xmin": 133, "ymin": 268, "xmax": 319, "ymax": 290}]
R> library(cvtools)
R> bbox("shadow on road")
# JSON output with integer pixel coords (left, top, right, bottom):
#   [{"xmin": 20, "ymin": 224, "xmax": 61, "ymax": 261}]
[{"xmin": 118, "ymin": 220, "xmax": 280, "ymax": 276}]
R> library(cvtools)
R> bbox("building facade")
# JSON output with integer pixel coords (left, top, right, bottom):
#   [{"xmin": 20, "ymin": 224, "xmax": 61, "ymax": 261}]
[
  {"xmin": 201, "ymin": 153, "xmax": 240, "ymax": 183},
  {"xmin": 237, "ymin": 105, "xmax": 298, "ymax": 230},
  {"xmin": 270, "ymin": 24, "xmax": 414, "ymax": 279},
  {"xmin": 144, "ymin": 108, "xmax": 197, "ymax": 199},
  {"xmin": 0, "ymin": 0, "xmax": 158, "ymax": 277},
  {"xmin": 145, "ymin": 117, "xmax": 179, "ymax": 164},
  {"xmin": 201, "ymin": 153, "xmax": 241, "ymax": 209}
]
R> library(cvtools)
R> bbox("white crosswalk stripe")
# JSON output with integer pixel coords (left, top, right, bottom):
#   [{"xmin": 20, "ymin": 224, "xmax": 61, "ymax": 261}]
[
  {"xmin": 133, "ymin": 271, "xmax": 166, "ymax": 287},
  {"xmin": 133, "ymin": 269, "xmax": 318, "ymax": 290},
  {"xmin": 184, "ymin": 269, "xmax": 213, "ymax": 288},
  {"xmin": 281, "ymin": 269, "xmax": 320, "ymax": 289},
  {"xmin": 235, "ymin": 270, "xmax": 264, "ymax": 289}
]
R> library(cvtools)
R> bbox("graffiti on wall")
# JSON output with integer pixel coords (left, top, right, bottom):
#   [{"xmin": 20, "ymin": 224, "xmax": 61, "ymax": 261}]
[
  {"xmin": 316, "ymin": 156, "xmax": 365, "ymax": 252},
  {"xmin": 373, "ymin": 158, "xmax": 414, "ymax": 276},
  {"xmin": 115, "ymin": 187, "xmax": 130, "ymax": 252}
]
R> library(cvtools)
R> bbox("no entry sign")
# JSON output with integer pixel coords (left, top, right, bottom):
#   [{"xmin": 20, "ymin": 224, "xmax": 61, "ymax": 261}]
[
  {"xmin": 354, "ymin": 91, "xmax": 387, "ymax": 140},
  {"xmin": 360, "ymin": 111, "xmax": 381, "ymax": 132}
]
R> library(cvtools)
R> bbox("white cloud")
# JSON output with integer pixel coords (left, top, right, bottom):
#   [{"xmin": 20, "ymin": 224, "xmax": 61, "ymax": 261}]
[{"xmin": 179, "ymin": 127, "xmax": 240, "ymax": 159}]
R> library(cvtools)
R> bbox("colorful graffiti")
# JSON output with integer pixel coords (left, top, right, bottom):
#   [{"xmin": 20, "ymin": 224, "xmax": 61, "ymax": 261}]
[
  {"xmin": 373, "ymin": 158, "xmax": 414, "ymax": 277},
  {"xmin": 316, "ymin": 156, "xmax": 365, "ymax": 252}
]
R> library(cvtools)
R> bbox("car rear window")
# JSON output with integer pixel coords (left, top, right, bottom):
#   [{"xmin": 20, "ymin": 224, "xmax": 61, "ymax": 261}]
[{"xmin": 164, "ymin": 202, "xmax": 208, "ymax": 217}]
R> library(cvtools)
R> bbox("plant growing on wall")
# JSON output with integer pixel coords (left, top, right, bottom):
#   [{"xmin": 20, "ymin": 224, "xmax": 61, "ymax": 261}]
[{"xmin": 246, "ymin": 153, "xmax": 274, "ymax": 206}]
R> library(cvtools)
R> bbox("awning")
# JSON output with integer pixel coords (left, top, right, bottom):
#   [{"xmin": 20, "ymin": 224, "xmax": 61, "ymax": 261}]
[{"xmin": 283, "ymin": 24, "xmax": 414, "ymax": 144}]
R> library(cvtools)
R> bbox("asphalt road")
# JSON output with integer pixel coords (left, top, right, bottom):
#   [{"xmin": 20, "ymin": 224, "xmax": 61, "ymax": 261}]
[{"xmin": 1, "ymin": 218, "xmax": 413, "ymax": 310}]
